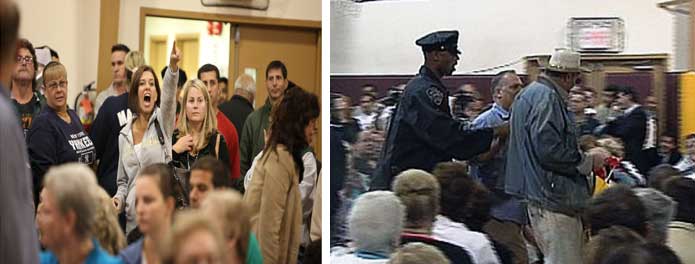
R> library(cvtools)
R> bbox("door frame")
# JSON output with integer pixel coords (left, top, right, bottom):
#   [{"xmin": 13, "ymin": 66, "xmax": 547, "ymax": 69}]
[
  {"xmin": 139, "ymin": 7, "xmax": 321, "ymax": 88},
  {"xmin": 139, "ymin": 7, "xmax": 323, "ymax": 159}
]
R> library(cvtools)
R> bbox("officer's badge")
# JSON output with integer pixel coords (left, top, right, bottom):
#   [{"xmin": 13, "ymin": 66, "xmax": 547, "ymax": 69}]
[{"xmin": 426, "ymin": 87, "xmax": 444, "ymax": 105}]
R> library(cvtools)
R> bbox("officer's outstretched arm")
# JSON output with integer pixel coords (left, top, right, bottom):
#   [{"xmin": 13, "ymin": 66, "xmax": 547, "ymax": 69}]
[{"xmin": 402, "ymin": 88, "xmax": 494, "ymax": 160}]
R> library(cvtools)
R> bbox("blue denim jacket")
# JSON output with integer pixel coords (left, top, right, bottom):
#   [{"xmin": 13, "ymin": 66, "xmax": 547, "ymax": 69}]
[
  {"xmin": 505, "ymin": 75, "xmax": 591, "ymax": 216},
  {"xmin": 470, "ymin": 103, "xmax": 528, "ymax": 224}
]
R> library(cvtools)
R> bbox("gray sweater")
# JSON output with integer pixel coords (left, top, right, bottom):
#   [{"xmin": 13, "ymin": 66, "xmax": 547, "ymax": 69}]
[
  {"xmin": 0, "ymin": 85, "xmax": 40, "ymax": 264},
  {"xmin": 115, "ymin": 68, "xmax": 178, "ymax": 235}
]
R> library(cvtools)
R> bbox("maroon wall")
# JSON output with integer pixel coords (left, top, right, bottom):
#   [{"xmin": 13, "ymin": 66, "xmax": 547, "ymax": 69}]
[
  {"xmin": 331, "ymin": 72, "xmax": 682, "ymax": 140},
  {"xmin": 330, "ymin": 74, "xmax": 529, "ymax": 105}
]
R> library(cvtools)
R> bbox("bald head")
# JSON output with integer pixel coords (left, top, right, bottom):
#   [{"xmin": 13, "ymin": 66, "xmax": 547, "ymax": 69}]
[{"xmin": 0, "ymin": 0, "xmax": 20, "ymax": 87}]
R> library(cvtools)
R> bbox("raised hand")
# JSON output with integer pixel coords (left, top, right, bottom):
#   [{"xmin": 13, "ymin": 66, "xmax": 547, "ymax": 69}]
[{"xmin": 170, "ymin": 40, "xmax": 181, "ymax": 72}]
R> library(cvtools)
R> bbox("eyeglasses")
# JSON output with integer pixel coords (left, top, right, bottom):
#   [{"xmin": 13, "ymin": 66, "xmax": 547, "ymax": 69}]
[
  {"xmin": 46, "ymin": 80, "xmax": 68, "ymax": 90},
  {"xmin": 16, "ymin": 56, "xmax": 34, "ymax": 64}
]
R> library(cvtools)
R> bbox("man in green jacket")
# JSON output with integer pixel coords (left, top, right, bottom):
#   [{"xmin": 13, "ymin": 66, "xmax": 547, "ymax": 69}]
[{"xmin": 240, "ymin": 60, "xmax": 290, "ymax": 177}]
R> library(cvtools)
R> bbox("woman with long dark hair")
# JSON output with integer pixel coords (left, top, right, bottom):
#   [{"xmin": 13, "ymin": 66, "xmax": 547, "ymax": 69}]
[{"xmin": 243, "ymin": 86, "xmax": 319, "ymax": 264}]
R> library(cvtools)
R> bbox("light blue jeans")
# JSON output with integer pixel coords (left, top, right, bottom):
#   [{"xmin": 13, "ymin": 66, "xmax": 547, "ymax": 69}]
[{"xmin": 527, "ymin": 204, "xmax": 584, "ymax": 264}]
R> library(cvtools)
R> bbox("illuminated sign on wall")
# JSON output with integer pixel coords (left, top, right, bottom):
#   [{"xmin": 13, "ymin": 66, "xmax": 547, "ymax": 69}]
[{"xmin": 568, "ymin": 17, "xmax": 625, "ymax": 53}]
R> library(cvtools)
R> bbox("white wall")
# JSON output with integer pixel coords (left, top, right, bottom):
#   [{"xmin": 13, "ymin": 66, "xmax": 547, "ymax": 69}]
[
  {"xmin": 331, "ymin": 0, "xmax": 676, "ymax": 75},
  {"xmin": 143, "ymin": 16, "xmax": 231, "ymax": 77},
  {"xmin": 672, "ymin": 5, "xmax": 690, "ymax": 71},
  {"xmin": 118, "ymin": 0, "xmax": 322, "ymax": 51},
  {"xmin": 16, "ymin": 0, "xmax": 100, "ymax": 107}
]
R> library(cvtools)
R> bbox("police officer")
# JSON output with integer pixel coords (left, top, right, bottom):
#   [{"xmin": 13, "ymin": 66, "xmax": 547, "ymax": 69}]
[{"xmin": 371, "ymin": 30, "xmax": 507, "ymax": 190}]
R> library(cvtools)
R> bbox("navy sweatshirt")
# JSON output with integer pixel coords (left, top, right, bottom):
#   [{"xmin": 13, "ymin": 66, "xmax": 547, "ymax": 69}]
[
  {"xmin": 27, "ymin": 106, "xmax": 96, "ymax": 204},
  {"xmin": 89, "ymin": 93, "xmax": 132, "ymax": 196}
]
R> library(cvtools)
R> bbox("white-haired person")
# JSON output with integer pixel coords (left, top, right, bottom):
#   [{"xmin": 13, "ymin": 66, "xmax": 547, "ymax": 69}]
[
  {"xmin": 36, "ymin": 163, "xmax": 120, "ymax": 263},
  {"xmin": 219, "ymin": 73, "xmax": 256, "ymax": 136},
  {"xmin": 331, "ymin": 191, "xmax": 405, "ymax": 263},
  {"xmin": 633, "ymin": 187, "xmax": 675, "ymax": 244}
]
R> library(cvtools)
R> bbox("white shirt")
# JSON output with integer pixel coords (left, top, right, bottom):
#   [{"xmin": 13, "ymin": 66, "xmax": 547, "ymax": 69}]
[
  {"xmin": 355, "ymin": 112, "xmax": 377, "ymax": 130},
  {"xmin": 432, "ymin": 215, "xmax": 501, "ymax": 264},
  {"xmin": 675, "ymin": 155, "xmax": 695, "ymax": 173}
]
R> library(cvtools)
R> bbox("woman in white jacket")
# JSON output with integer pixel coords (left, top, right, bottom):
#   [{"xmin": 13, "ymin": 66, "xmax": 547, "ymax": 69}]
[{"xmin": 113, "ymin": 43, "xmax": 180, "ymax": 237}]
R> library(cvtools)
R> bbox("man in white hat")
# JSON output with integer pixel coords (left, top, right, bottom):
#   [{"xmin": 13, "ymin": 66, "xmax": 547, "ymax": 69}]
[{"xmin": 504, "ymin": 48, "xmax": 603, "ymax": 264}]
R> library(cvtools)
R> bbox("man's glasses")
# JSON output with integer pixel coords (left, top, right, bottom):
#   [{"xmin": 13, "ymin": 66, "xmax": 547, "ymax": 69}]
[{"xmin": 16, "ymin": 56, "xmax": 34, "ymax": 64}]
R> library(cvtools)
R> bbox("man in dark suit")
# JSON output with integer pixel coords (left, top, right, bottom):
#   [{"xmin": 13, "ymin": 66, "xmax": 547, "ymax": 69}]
[{"xmin": 599, "ymin": 86, "xmax": 659, "ymax": 175}]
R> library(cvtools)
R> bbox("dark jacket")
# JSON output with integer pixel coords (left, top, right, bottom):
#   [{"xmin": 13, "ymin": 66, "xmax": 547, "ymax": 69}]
[
  {"xmin": 505, "ymin": 74, "xmax": 590, "ymax": 216},
  {"xmin": 601, "ymin": 105, "xmax": 659, "ymax": 174},
  {"xmin": 171, "ymin": 129, "xmax": 230, "ymax": 170},
  {"xmin": 371, "ymin": 66, "xmax": 494, "ymax": 190},
  {"xmin": 240, "ymin": 99, "xmax": 272, "ymax": 177},
  {"xmin": 329, "ymin": 119, "xmax": 360, "ymax": 215},
  {"xmin": 89, "ymin": 92, "xmax": 131, "ymax": 196},
  {"xmin": 12, "ymin": 90, "xmax": 46, "ymax": 136},
  {"xmin": 662, "ymin": 151, "xmax": 683, "ymax": 166},
  {"xmin": 27, "ymin": 106, "xmax": 96, "ymax": 205},
  {"xmin": 401, "ymin": 233, "xmax": 474, "ymax": 264},
  {"xmin": 219, "ymin": 95, "xmax": 254, "ymax": 138}
]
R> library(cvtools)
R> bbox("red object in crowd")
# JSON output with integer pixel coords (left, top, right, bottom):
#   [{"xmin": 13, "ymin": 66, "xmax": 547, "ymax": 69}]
[
  {"xmin": 216, "ymin": 111, "xmax": 241, "ymax": 179},
  {"xmin": 207, "ymin": 21, "xmax": 222, "ymax": 36},
  {"xmin": 594, "ymin": 156, "xmax": 622, "ymax": 181}
]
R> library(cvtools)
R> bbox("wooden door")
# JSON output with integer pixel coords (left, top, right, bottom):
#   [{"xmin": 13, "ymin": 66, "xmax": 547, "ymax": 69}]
[
  {"xmin": 237, "ymin": 25, "xmax": 321, "ymax": 159},
  {"xmin": 176, "ymin": 34, "xmax": 200, "ymax": 80},
  {"xmin": 149, "ymin": 35, "xmax": 167, "ymax": 77}
]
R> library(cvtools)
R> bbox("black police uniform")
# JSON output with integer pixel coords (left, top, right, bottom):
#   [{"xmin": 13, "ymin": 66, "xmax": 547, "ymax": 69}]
[{"xmin": 371, "ymin": 30, "xmax": 494, "ymax": 190}]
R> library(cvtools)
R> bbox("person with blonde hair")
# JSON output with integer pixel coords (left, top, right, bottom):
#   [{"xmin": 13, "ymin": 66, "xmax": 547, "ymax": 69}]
[
  {"xmin": 160, "ymin": 210, "xmax": 227, "ymax": 264},
  {"xmin": 200, "ymin": 189, "xmax": 262, "ymax": 264},
  {"xmin": 27, "ymin": 61, "xmax": 96, "ymax": 205},
  {"xmin": 392, "ymin": 169, "xmax": 475, "ymax": 264},
  {"xmin": 36, "ymin": 163, "xmax": 120, "ymax": 263},
  {"xmin": 388, "ymin": 242, "xmax": 451, "ymax": 264},
  {"xmin": 171, "ymin": 79, "xmax": 231, "ymax": 195},
  {"xmin": 125, "ymin": 50, "xmax": 146, "ymax": 73},
  {"xmin": 92, "ymin": 187, "xmax": 126, "ymax": 255}
]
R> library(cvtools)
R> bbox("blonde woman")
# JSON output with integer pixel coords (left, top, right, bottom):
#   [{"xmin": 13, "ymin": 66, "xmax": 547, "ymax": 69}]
[
  {"xmin": 160, "ymin": 211, "xmax": 227, "ymax": 264},
  {"xmin": 92, "ymin": 187, "xmax": 126, "ymax": 255},
  {"xmin": 201, "ymin": 190, "xmax": 262, "ymax": 264},
  {"xmin": 171, "ymin": 79, "xmax": 230, "ymax": 175},
  {"xmin": 125, "ymin": 51, "xmax": 146, "ymax": 73}
]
